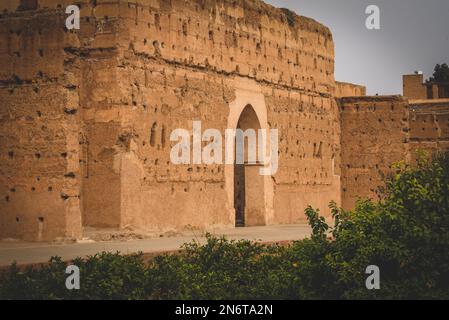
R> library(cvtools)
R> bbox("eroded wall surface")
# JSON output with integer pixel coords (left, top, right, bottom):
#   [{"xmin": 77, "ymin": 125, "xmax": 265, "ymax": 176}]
[
  {"xmin": 1, "ymin": 0, "xmax": 342, "ymax": 240},
  {"xmin": 339, "ymin": 96, "xmax": 410, "ymax": 210},
  {"xmin": 104, "ymin": 0, "xmax": 340, "ymax": 230},
  {"xmin": 409, "ymin": 100, "xmax": 449, "ymax": 161},
  {"xmin": 4, "ymin": 0, "xmax": 447, "ymax": 241},
  {"xmin": 403, "ymin": 74, "xmax": 427, "ymax": 100},
  {"xmin": 334, "ymin": 81, "xmax": 366, "ymax": 98},
  {"xmin": 0, "ymin": 9, "xmax": 82, "ymax": 241}
]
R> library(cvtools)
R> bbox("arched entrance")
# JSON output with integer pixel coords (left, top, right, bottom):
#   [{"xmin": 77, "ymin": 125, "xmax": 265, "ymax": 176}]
[{"xmin": 234, "ymin": 105, "xmax": 266, "ymax": 227}]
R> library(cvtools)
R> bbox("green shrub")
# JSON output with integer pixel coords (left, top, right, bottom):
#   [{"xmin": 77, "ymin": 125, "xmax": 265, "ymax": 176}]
[
  {"xmin": 326, "ymin": 152, "xmax": 449, "ymax": 299},
  {"xmin": 147, "ymin": 237, "xmax": 287, "ymax": 300},
  {"xmin": 1, "ymin": 152, "xmax": 448, "ymax": 300},
  {"xmin": 294, "ymin": 152, "xmax": 449, "ymax": 299},
  {"xmin": 0, "ymin": 253, "xmax": 149, "ymax": 300}
]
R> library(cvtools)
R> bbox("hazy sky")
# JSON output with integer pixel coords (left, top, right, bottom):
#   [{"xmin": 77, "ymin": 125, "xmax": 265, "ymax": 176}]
[{"xmin": 265, "ymin": 0, "xmax": 449, "ymax": 95}]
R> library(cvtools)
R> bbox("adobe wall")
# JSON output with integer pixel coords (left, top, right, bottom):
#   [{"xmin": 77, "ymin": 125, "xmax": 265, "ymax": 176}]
[
  {"xmin": 0, "ymin": 8, "xmax": 82, "ymax": 241},
  {"xmin": 98, "ymin": 0, "xmax": 339, "ymax": 231},
  {"xmin": 403, "ymin": 74, "xmax": 427, "ymax": 100},
  {"xmin": 334, "ymin": 81, "xmax": 366, "ymax": 98},
  {"xmin": 409, "ymin": 99, "xmax": 449, "ymax": 161},
  {"xmin": 339, "ymin": 96, "xmax": 410, "ymax": 209},
  {"xmin": 0, "ymin": 0, "xmax": 341, "ymax": 240}
]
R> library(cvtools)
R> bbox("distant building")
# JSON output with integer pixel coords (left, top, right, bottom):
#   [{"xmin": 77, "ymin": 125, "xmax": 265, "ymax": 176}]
[{"xmin": 403, "ymin": 73, "xmax": 449, "ymax": 100}]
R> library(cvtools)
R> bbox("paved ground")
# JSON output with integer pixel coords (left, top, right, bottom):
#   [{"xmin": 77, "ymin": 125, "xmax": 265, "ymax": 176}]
[{"xmin": 0, "ymin": 224, "xmax": 311, "ymax": 266}]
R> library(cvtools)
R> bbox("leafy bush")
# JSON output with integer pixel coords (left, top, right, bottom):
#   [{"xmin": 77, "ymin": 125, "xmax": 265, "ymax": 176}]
[
  {"xmin": 1, "ymin": 153, "xmax": 448, "ymax": 300},
  {"xmin": 0, "ymin": 253, "xmax": 149, "ymax": 300},
  {"xmin": 295, "ymin": 152, "xmax": 449, "ymax": 299},
  {"xmin": 147, "ymin": 237, "xmax": 288, "ymax": 300},
  {"xmin": 326, "ymin": 152, "xmax": 449, "ymax": 299}
]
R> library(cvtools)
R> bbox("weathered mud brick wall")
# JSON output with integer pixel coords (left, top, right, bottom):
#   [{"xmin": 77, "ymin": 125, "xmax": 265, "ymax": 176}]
[
  {"xmin": 123, "ymin": 0, "xmax": 335, "ymax": 93},
  {"xmin": 334, "ymin": 81, "xmax": 366, "ymax": 98},
  {"xmin": 1, "ymin": 0, "xmax": 340, "ymax": 239},
  {"xmin": 403, "ymin": 74, "xmax": 427, "ymax": 100},
  {"xmin": 106, "ymin": 59, "xmax": 234, "ymax": 231},
  {"xmin": 409, "ymin": 100, "xmax": 449, "ymax": 162},
  {"xmin": 339, "ymin": 96, "xmax": 410, "ymax": 209},
  {"xmin": 108, "ymin": 0, "xmax": 339, "ymax": 230},
  {"xmin": 0, "ymin": 5, "xmax": 83, "ymax": 241},
  {"xmin": 266, "ymin": 91, "xmax": 341, "ymax": 223}
]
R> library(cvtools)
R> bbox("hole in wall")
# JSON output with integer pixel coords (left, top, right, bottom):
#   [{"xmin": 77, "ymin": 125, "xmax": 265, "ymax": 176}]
[
  {"xmin": 150, "ymin": 122, "xmax": 157, "ymax": 147},
  {"xmin": 161, "ymin": 125, "xmax": 166, "ymax": 148},
  {"xmin": 64, "ymin": 172, "xmax": 76, "ymax": 179}
]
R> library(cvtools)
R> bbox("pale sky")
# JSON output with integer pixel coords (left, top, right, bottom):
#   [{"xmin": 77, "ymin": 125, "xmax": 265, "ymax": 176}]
[{"xmin": 265, "ymin": 0, "xmax": 449, "ymax": 95}]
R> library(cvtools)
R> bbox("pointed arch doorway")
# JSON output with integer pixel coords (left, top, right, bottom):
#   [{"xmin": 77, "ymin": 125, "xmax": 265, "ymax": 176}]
[{"xmin": 234, "ymin": 105, "xmax": 266, "ymax": 227}]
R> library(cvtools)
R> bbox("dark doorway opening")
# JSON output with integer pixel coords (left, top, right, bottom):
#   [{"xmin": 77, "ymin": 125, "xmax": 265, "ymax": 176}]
[{"xmin": 234, "ymin": 105, "xmax": 265, "ymax": 227}]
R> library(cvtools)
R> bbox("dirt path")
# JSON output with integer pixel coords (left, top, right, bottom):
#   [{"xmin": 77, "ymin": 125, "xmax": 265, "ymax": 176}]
[{"xmin": 0, "ymin": 224, "xmax": 311, "ymax": 266}]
